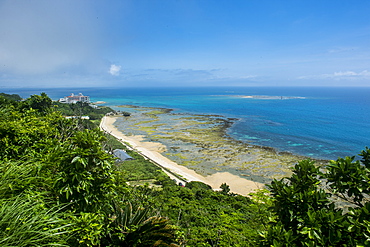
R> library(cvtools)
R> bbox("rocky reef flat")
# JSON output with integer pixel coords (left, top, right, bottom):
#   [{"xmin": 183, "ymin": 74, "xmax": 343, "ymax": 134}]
[{"xmin": 113, "ymin": 105, "xmax": 327, "ymax": 184}]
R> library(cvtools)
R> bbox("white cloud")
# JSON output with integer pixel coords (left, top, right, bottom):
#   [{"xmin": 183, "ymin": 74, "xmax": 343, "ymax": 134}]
[
  {"xmin": 335, "ymin": 70, "xmax": 370, "ymax": 77},
  {"xmin": 109, "ymin": 64, "xmax": 121, "ymax": 76},
  {"xmin": 298, "ymin": 70, "xmax": 370, "ymax": 80},
  {"xmin": 332, "ymin": 71, "xmax": 357, "ymax": 76}
]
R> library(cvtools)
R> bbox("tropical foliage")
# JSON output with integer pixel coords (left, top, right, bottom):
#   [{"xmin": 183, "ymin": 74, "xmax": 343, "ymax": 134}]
[
  {"xmin": 260, "ymin": 150, "xmax": 370, "ymax": 246},
  {"xmin": 1, "ymin": 92, "xmax": 369, "ymax": 246},
  {"xmin": 53, "ymin": 101, "xmax": 113, "ymax": 120},
  {"xmin": 0, "ymin": 93, "xmax": 179, "ymax": 246}
]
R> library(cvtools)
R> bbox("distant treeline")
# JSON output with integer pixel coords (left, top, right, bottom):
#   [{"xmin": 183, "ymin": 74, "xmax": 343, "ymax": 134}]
[
  {"xmin": 54, "ymin": 101, "xmax": 113, "ymax": 120},
  {"xmin": 0, "ymin": 92, "xmax": 113, "ymax": 120},
  {"xmin": 0, "ymin": 92, "xmax": 22, "ymax": 101}
]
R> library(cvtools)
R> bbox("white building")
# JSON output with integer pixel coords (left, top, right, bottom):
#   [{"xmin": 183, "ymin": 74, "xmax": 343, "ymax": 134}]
[{"xmin": 59, "ymin": 93, "xmax": 90, "ymax": 104}]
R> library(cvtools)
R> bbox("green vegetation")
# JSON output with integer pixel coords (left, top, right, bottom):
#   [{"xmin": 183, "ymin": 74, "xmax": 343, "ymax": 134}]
[
  {"xmin": 0, "ymin": 93, "xmax": 178, "ymax": 246},
  {"xmin": 0, "ymin": 92, "xmax": 22, "ymax": 101},
  {"xmin": 150, "ymin": 181, "xmax": 271, "ymax": 246},
  {"xmin": 54, "ymin": 101, "xmax": 113, "ymax": 120},
  {"xmin": 260, "ymin": 153, "xmax": 370, "ymax": 246},
  {"xmin": 115, "ymin": 149, "xmax": 167, "ymax": 181},
  {"xmin": 1, "ymin": 92, "xmax": 369, "ymax": 246}
]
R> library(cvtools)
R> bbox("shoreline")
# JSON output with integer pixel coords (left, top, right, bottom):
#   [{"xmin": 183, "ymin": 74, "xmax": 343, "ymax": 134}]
[
  {"xmin": 115, "ymin": 104, "xmax": 325, "ymax": 163},
  {"xmin": 100, "ymin": 116, "xmax": 264, "ymax": 196},
  {"xmin": 111, "ymin": 105, "xmax": 319, "ymax": 181}
]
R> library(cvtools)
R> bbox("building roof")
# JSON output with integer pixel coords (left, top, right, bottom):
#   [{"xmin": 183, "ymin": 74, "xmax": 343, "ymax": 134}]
[
  {"xmin": 59, "ymin": 93, "xmax": 90, "ymax": 104},
  {"xmin": 113, "ymin": 149, "xmax": 134, "ymax": 161}
]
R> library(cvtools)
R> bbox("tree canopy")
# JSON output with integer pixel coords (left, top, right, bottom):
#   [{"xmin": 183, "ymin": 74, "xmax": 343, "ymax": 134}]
[{"xmin": 260, "ymin": 149, "xmax": 370, "ymax": 246}]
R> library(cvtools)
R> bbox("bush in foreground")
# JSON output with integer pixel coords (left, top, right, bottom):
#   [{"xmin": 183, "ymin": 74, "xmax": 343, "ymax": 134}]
[{"xmin": 260, "ymin": 148, "xmax": 370, "ymax": 246}]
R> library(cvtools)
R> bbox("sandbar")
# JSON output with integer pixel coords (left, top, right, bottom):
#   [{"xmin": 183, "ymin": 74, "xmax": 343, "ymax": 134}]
[
  {"xmin": 224, "ymin": 95, "xmax": 306, "ymax": 100},
  {"xmin": 100, "ymin": 116, "xmax": 264, "ymax": 196}
]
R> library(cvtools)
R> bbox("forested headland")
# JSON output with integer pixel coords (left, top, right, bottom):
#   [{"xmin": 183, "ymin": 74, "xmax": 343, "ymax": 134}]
[{"xmin": 0, "ymin": 92, "xmax": 369, "ymax": 246}]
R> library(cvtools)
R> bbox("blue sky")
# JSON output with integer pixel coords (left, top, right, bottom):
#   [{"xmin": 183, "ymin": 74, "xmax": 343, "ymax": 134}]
[{"xmin": 1, "ymin": 0, "xmax": 370, "ymax": 88}]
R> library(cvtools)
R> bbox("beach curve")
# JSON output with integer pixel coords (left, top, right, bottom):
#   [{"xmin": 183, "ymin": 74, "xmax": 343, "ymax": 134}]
[{"xmin": 100, "ymin": 116, "xmax": 264, "ymax": 196}]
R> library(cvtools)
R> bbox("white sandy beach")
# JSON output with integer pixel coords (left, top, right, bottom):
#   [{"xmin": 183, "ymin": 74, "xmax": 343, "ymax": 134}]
[{"xmin": 100, "ymin": 116, "xmax": 264, "ymax": 196}]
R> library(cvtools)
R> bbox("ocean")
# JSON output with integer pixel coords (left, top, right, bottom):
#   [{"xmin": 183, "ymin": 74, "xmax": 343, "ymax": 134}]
[{"xmin": 4, "ymin": 86, "xmax": 370, "ymax": 160}]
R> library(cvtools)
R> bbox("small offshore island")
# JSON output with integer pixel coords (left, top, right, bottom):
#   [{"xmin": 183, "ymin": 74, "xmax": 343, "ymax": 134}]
[{"xmin": 226, "ymin": 95, "xmax": 306, "ymax": 100}]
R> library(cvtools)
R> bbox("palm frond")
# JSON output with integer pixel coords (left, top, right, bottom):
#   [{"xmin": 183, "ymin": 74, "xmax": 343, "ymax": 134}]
[{"xmin": 0, "ymin": 195, "xmax": 72, "ymax": 246}]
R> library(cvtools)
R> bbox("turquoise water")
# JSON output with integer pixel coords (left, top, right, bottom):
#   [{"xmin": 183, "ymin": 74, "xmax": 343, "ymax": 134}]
[{"xmin": 5, "ymin": 86, "xmax": 370, "ymax": 160}]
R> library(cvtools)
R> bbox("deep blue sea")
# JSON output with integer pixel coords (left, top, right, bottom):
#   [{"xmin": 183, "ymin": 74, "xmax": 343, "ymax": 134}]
[{"xmin": 4, "ymin": 86, "xmax": 370, "ymax": 160}]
